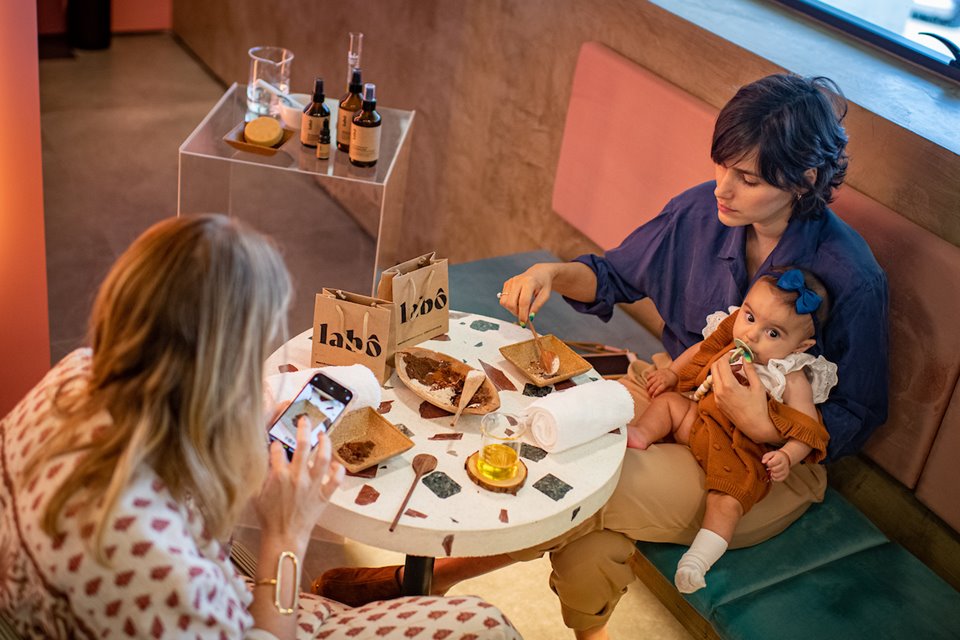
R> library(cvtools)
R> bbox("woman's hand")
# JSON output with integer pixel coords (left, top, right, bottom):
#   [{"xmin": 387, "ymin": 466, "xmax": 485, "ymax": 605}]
[
  {"xmin": 711, "ymin": 359, "xmax": 781, "ymax": 445},
  {"xmin": 253, "ymin": 419, "xmax": 344, "ymax": 550},
  {"xmin": 249, "ymin": 421, "xmax": 342, "ymax": 636},
  {"xmin": 762, "ymin": 449, "xmax": 792, "ymax": 481},
  {"xmin": 646, "ymin": 369, "xmax": 679, "ymax": 397},
  {"xmin": 498, "ymin": 261, "xmax": 598, "ymax": 323},
  {"xmin": 499, "ymin": 263, "xmax": 557, "ymax": 323}
]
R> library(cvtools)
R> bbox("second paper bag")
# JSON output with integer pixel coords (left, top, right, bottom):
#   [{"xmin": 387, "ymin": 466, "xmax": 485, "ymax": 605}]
[
  {"xmin": 311, "ymin": 289, "xmax": 395, "ymax": 384},
  {"xmin": 376, "ymin": 252, "xmax": 450, "ymax": 348}
]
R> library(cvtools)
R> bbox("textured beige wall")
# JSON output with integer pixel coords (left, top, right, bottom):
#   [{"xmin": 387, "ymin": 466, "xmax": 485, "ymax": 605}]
[
  {"xmin": 173, "ymin": 0, "xmax": 664, "ymax": 263},
  {"xmin": 173, "ymin": 0, "xmax": 959, "ymax": 266}
]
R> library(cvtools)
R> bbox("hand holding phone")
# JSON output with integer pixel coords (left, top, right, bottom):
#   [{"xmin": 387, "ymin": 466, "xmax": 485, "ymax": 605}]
[
  {"xmin": 256, "ymin": 404, "xmax": 345, "ymax": 548},
  {"xmin": 267, "ymin": 372, "xmax": 354, "ymax": 461}
]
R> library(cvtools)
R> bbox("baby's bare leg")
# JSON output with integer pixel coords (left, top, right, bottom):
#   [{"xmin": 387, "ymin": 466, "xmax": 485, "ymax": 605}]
[
  {"xmin": 626, "ymin": 392, "xmax": 696, "ymax": 449},
  {"xmin": 675, "ymin": 492, "xmax": 744, "ymax": 594},
  {"xmin": 702, "ymin": 492, "xmax": 744, "ymax": 543}
]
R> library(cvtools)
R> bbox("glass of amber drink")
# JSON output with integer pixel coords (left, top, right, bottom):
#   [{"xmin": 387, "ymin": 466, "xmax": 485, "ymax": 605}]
[{"xmin": 478, "ymin": 412, "xmax": 525, "ymax": 481}]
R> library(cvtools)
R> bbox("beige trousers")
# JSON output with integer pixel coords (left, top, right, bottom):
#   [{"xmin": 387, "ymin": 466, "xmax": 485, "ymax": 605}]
[{"xmin": 508, "ymin": 358, "xmax": 827, "ymax": 630}]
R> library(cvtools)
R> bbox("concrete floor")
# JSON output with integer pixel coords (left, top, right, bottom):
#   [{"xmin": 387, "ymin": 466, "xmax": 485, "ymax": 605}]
[
  {"xmin": 39, "ymin": 33, "xmax": 692, "ymax": 640},
  {"xmin": 40, "ymin": 33, "xmax": 226, "ymax": 361}
]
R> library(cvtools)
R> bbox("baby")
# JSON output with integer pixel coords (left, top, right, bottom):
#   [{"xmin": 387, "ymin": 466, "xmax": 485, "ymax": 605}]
[{"xmin": 627, "ymin": 268, "xmax": 838, "ymax": 593}]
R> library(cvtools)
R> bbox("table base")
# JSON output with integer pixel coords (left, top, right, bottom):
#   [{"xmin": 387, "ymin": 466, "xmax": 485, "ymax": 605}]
[{"xmin": 401, "ymin": 555, "xmax": 435, "ymax": 596}]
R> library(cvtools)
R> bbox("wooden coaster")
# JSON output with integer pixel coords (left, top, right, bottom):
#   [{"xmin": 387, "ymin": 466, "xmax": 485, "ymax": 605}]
[{"xmin": 465, "ymin": 451, "xmax": 527, "ymax": 494}]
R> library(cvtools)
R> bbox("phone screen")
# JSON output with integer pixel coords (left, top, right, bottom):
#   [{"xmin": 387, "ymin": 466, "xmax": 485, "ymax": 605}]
[
  {"xmin": 268, "ymin": 373, "xmax": 354, "ymax": 460},
  {"xmin": 583, "ymin": 353, "xmax": 632, "ymax": 378}
]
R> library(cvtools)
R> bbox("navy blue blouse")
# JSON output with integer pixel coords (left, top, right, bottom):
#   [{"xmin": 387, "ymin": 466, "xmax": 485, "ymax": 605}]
[{"xmin": 568, "ymin": 181, "xmax": 889, "ymax": 460}]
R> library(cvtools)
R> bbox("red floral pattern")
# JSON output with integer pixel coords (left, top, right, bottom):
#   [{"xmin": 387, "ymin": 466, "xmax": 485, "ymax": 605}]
[{"xmin": 0, "ymin": 350, "xmax": 521, "ymax": 639}]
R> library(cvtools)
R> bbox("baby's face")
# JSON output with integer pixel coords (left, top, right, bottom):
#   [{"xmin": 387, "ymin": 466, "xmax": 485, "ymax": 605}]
[{"xmin": 732, "ymin": 280, "xmax": 815, "ymax": 365}]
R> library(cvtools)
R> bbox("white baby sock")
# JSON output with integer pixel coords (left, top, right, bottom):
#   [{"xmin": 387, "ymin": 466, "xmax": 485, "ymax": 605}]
[{"xmin": 675, "ymin": 528, "xmax": 729, "ymax": 594}]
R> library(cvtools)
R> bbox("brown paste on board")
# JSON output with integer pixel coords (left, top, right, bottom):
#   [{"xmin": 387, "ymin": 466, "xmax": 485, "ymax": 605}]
[
  {"xmin": 403, "ymin": 354, "xmax": 490, "ymax": 407},
  {"xmin": 337, "ymin": 440, "xmax": 376, "ymax": 465}
]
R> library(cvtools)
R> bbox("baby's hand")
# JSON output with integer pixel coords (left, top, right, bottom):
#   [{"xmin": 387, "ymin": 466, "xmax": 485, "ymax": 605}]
[
  {"xmin": 762, "ymin": 450, "xmax": 792, "ymax": 482},
  {"xmin": 646, "ymin": 369, "xmax": 679, "ymax": 397}
]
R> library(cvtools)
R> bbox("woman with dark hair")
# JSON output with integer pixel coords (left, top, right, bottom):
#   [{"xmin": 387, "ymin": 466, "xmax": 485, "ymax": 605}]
[{"xmin": 315, "ymin": 74, "xmax": 889, "ymax": 640}]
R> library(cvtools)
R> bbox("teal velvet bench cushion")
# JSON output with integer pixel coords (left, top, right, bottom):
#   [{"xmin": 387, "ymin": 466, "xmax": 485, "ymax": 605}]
[{"xmin": 634, "ymin": 489, "xmax": 960, "ymax": 639}]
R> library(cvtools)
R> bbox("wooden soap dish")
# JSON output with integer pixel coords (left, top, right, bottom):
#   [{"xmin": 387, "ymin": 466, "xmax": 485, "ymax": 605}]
[
  {"xmin": 222, "ymin": 121, "xmax": 295, "ymax": 156},
  {"xmin": 465, "ymin": 451, "xmax": 527, "ymax": 494}
]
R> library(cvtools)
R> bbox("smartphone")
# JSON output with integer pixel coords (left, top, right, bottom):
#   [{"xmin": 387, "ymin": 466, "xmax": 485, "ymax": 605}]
[
  {"xmin": 582, "ymin": 352, "xmax": 634, "ymax": 379},
  {"xmin": 268, "ymin": 372, "xmax": 354, "ymax": 461}
]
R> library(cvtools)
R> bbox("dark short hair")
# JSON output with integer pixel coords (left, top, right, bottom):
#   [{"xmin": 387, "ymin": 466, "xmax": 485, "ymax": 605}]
[{"xmin": 711, "ymin": 74, "xmax": 849, "ymax": 219}]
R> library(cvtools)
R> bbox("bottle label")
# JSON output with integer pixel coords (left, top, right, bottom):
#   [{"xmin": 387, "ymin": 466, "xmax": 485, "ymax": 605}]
[
  {"xmin": 300, "ymin": 114, "xmax": 328, "ymax": 145},
  {"xmin": 337, "ymin": 109, "xmax": 356, "ymax": 147},
  {"xmin": 350, "ymin": 124, "xmax": 382, "ymax": 163}
]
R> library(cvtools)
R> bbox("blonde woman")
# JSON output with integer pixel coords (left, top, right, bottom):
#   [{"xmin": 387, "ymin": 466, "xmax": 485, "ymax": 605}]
[{"xmin": 0, "ymin": 215, "xmax": 520, "ymax": 639}]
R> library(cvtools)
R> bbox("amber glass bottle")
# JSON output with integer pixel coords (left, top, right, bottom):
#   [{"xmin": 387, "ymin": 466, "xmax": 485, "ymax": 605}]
[
  {"xmin": 337, "ymin": 68, "xmax": 363, "ymax": 152},
  {"xmin": 316, "ymin": 119, "xmax": 331, "ymax": 160},
  {"xmin": 300, "ymin": 77, "xmax": 330, "ymax": 147},
  {"xmin": 349, "ymin": 83, "xmax": 381, "ymax": 167}
]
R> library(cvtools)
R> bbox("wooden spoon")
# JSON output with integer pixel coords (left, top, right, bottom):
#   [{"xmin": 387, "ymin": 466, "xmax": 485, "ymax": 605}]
[
  {"xmin": 528, "ymin": 319, "xmax": 560, "ymax": 376},
  {"xmin": 450, "ymin": 370, "xmax": 486, "ymax": 428},
  {"xmin": 389, "ymin": 453, "xmax": 438, "ymax": 532}
]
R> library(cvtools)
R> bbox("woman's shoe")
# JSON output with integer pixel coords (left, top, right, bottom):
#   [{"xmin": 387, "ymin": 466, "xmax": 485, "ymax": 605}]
[{"xmin": 311, "ymin": 565, "xmax": 403, "ymax": 606}]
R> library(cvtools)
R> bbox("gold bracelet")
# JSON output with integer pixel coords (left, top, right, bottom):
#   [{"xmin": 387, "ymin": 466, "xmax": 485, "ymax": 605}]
[{"xmin": 254, "ymin": 551, "xmax": 299, "ymax": 614}]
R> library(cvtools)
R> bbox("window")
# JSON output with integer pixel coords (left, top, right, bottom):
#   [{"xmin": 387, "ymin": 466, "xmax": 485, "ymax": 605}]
[{"xmin": 772, "ymin": 0, "xmax": 960, "ymax": 83}]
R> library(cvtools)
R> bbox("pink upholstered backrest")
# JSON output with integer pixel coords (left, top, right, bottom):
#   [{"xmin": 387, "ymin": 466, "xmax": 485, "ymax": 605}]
[
  {"xmin": 551, "ymin": 42, "xmax": 960, "ymax": 527},
  {"xmin": 552, "ymin": 42, "xmax": 716, "ymax": 249},
  {"xmin": 834, "ymin": 188, "xmax": 960, "ymax": 489},
  {"xmin": 917, "ymin": 381, "xmax": 960, "ymax": 532}
]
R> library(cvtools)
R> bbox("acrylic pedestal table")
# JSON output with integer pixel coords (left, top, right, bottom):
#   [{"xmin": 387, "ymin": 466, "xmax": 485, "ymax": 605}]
[
  {"xmin": 264, "ymin": 311, "xmax": 628, "ymax": 595},
  {"xmin": 178, "ymin": 83, "xmax": 415, "ymax": 333}
]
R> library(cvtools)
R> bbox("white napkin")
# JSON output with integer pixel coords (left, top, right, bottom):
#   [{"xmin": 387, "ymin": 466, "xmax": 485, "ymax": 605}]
[
  {"xmin": 522, "ymin": 380, "xmax": 634, "ymax": 453},
  {"xmin": 264, "ymin": 364, "xmax": 382, "ymax": 411}
]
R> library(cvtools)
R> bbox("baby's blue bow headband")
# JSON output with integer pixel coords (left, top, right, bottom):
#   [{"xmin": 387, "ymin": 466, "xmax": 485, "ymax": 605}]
[{"xmin": 776, "ymin": 269, "xmax": 822, "ymax": 315}]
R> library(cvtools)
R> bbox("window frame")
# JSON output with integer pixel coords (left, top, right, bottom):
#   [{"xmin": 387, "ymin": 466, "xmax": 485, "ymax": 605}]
[{"xmin": 771, "ymin": 0, "xmax": 960, "ymax": 84}]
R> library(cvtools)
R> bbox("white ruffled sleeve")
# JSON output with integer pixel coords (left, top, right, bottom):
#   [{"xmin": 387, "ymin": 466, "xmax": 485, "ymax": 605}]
[
  {"xmin": 702, "ymin": 306, "xmax": 740, "ymax": 338},
  {"xmin": 756, "ymin": 353, "xmax": 839, "ymax": 404}
]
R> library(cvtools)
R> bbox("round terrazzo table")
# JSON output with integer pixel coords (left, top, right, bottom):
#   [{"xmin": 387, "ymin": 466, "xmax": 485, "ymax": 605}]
[{"xmin": 265, "ymin": 311, "xmax": 627, "ymax": 594}]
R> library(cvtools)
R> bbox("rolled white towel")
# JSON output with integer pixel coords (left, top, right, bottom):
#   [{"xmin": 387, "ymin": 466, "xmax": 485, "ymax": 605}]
[
  {"xmin": 522, "ymin": 380, "xmax": 634, "ymax": 453},
  {"xmin": 265, "ymin": 364, "xmax": 382, "ymax": 412}
]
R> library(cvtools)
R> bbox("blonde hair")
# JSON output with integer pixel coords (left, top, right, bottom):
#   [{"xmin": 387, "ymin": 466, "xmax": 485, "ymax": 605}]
[{"xmin": 34, "ymin": 214, "xmax": 291, "ymax": 557}]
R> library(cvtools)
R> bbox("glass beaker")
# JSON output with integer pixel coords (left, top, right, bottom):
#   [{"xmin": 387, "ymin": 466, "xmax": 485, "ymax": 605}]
[
  {"xmin": 478, "ymin": 413, "xmax": 525, "ymax": 481},
  {"xmin": 247, "ymin": 46, "xmax": 294, "ymax": 115}
]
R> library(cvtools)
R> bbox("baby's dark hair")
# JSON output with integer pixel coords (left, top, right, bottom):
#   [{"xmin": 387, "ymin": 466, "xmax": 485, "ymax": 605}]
[
  {"xmin": 757, "ymin": 267, "xmax": 830, "ymax": 331},
  {"xmin": 711, "ymin": 74, "xmax": 848, "ymax": 219}
]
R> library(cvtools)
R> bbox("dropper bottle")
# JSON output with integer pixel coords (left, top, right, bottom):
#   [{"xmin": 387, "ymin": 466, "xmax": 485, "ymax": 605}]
[{"xmin": 316, "ymin": 119, "xmax": 331, "ymax": 160}]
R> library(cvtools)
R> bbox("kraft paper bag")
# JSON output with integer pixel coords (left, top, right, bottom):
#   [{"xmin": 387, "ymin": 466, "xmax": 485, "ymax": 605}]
[
  {"xmin": 376, "ymin": 252, "xmax": 450, "ymax": 349},
  {"xmin": 311, "ymin": 289, "xmax": 395, "ymax": 385}
]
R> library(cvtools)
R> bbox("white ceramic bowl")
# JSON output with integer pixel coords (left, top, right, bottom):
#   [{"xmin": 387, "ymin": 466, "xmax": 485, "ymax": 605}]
[{"xmin": 278, "ymin": 93, "xmax": 310, "ymax": 129}]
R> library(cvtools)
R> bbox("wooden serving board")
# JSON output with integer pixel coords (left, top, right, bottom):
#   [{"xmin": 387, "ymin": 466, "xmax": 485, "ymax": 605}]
[
  {"xmin": 465, "ymin": 451, "xmax": 527, "ymax": 494},
  {"xmin": 330, "ymin": 406, "xmax": 414, "ymax": 474},
  {"xmin": 395, "ymin": 346, "xmax": 500, "ymax": 414}
]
